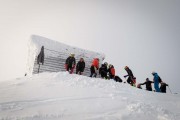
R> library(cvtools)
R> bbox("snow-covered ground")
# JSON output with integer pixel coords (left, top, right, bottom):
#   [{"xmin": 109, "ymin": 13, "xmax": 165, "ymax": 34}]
[{"xmin": 0, "ymin": 72, "xmax": 180, "ymax": 120}]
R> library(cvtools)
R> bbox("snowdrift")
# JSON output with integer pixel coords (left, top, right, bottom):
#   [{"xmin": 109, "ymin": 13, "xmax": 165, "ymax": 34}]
[
  {"xmin": 26, "ymin": 35, "xmax": 105, "ymax": 76},
  {"xmin": 0, "ymin": 72, "xmax": 180, "ymax": 120}
]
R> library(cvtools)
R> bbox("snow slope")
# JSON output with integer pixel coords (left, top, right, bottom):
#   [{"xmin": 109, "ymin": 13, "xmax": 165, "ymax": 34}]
[{"xmin": 0, "ymin": 72, "xmax": 180, "ymax": 120}]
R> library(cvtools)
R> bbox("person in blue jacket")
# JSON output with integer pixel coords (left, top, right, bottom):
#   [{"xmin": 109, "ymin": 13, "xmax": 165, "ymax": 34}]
[{"xmin": 152, "ymin": 72, "xmax": 161, "ymax": 92}]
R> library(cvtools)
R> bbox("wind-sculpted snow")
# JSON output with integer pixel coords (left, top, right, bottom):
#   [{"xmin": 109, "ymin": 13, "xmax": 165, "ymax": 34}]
[
  {"xmin": 27, "ymin": 35, "xmax": 105, "ymax": 76},
  {"xmin": 0, "ymin": 72, "xmax": 180, "ymax": 120}
]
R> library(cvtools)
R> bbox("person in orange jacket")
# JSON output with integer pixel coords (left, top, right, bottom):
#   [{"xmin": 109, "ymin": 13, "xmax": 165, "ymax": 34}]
[
  {"xmin": 108, "ymin": 64, "xmax": 115, "ymax": 79},
  {"xmin": 90, "ymin": 58, "xmax": 99, "ymax": 77}
]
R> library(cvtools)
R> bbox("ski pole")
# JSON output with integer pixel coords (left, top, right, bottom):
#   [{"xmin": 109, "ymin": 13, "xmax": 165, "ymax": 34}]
[{"xmin": 168, "ymin": 86, "xmax": 172, "ymax": 94}]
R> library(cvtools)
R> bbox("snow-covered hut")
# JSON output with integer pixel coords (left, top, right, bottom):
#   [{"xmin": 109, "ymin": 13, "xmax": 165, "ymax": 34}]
[{"xmin": 26, "ymin": 35, "xmax": 105, "ymax": 77}]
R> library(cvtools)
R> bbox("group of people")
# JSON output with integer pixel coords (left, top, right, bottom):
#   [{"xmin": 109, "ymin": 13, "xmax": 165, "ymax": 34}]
[
  {"xmin": 65, "ymin": 54, "xmax": 122, "ymax": 82},
  {"xmin": 90, "ymin": 58, "xmax": 119, "ymax": 81},
  {"xmin": 123, "ymin": 66, "xmax": 169, "ymax": 93},
  {"xmin": 65, "ymin": 53, "xmax": 85, "ymax": 75},
  {"xmin": 65, "ymin": 53, "xmax": 169, "ymax": 93},
  {"xmin": 137, "ymin": 73, "xmax": 169, "ymax": 93}
]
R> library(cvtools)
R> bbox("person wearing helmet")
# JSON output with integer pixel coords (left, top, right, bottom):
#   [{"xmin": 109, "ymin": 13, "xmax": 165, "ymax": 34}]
[
  {"xmin": 124, "ymin": 66, "xmax": 136, "ymax": 86},
  {"xmin": 90, "ymin": 58, "xmax": 99, "ymax": 77},
  {"xmin": 76, "ymin": 58, "xmax": 85, "ymax": 75},
  {"xmin": 152, "ymin": 72, "xmax": 161, "ymax": 92},
  {"xmin": 65, "ymin": 53, "xmax": 76, "ymax": 74},
  {"xmin": 139, "ymin": 78, "xmax": 154, "ymax": 91},
  {"xmin": 99, "ymin": 62, "xmax": 108, "ymax": 79}
]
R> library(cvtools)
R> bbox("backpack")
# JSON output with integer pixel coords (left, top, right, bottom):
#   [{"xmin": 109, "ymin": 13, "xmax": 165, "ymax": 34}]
[
  {"xmin": 114, "ymin": 76, "xmax": 122, "ymax": 82},
  {"xmin": 158, "ymin": 76, "xmax": 162, "ymax": 83}
]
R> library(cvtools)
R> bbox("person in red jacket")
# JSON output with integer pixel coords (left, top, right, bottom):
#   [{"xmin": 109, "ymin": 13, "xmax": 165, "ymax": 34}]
[
  {"xmin": 90, "ymin": 58, "xmax": 99, "ymax": 77},
  {"xmin": 108, "ymin": 64, "xmax": 115, "ymax": 79}
]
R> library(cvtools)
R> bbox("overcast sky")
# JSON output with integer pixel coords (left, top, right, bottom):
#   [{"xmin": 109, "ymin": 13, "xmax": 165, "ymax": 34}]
[{"xmin": 0, "ymin": 0, "xmax": 180, "ymax": 93}]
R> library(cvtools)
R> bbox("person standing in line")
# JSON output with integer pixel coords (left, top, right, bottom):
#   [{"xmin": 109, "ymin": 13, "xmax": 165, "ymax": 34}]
[
  {"xmin": 160, "ymin": 82, "xmax": 169, "ymax": 93},
  {"xmin": 65, "ymin": 53, "xmax": 76, "ymax": 74},
  {"xmin": 139, "ymin": 78, "xmax": 154, "ymax": 91},
  {"xmin": 124, "ymin": 66, "xmax": 136, "ymax": 86},
  {"xmin": 90, "ymin": 58, "xmax": 99, "ymax": 78},
  {"xmin": 152, "ymin": 72, "xmax": 161, "ymax": 92},
  {"xmin": 76, "ymin": 58, "xmax": 85, "ymax": 75},
  {"xmin": 99, "ymin": 62, "xmax": 108, "ymax": 79},
  {"xmin": 108, "ymin": 64, "xmax": 115, "ymax": 79}
]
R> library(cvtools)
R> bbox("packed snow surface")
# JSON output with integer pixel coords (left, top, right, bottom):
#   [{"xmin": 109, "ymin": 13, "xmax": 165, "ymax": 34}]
[{"xmin": 0, "ymin": 72, "xmax": 180, "ymax": 120}]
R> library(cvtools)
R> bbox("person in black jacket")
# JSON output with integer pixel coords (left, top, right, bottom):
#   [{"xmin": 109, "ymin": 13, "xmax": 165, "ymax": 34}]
[
  {"xmin": 76, "ymin": 58, "xmax": 85, "ymax": 75},
  {"xmin": 37, "ymin": 46, "xmax": 44, "ymax": 65},
  {"xmin": 65, "ymin": 53, "xmax": 76, "ymax": 74},
  {"xmin": 140, "ymin": 78, "xmax": 154, "ymax": 91},
  {"xmin": 124, "ymin": 66, "xmax": 135, "ymax": 86},
  {"xmin": 99, "ymin": 62, "xmax": 108, "ymax": 79},
  {"xmin": 160, "ymin": 82, "xmax": 168, "ymax": 93}
]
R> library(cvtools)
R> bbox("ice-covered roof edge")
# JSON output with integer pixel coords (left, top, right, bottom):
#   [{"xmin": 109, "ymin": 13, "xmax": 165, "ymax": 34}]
[{"xmin": 31, "ymin": 35, "xmax": 105, "ymax": 58}]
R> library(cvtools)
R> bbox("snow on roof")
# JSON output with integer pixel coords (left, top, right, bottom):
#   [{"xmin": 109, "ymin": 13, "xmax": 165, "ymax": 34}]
[{"xmin": 31, "ymin": 35, "xmax": 105, "ymax": 59}]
